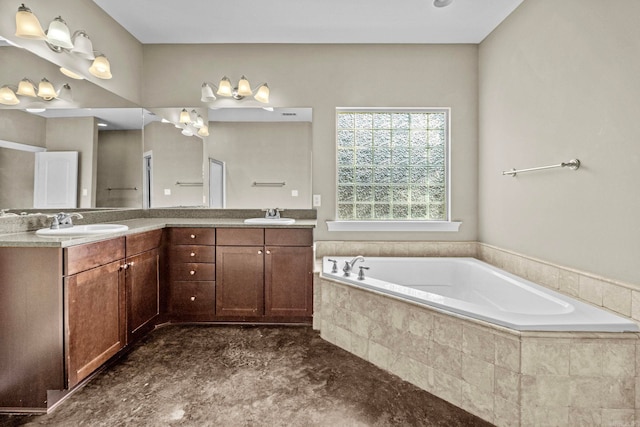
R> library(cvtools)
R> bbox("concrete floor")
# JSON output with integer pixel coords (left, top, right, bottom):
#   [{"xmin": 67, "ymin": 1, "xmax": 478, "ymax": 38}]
[{"xmin": 1, "ymin": 325, "xmax": 493, "ymax": 426}]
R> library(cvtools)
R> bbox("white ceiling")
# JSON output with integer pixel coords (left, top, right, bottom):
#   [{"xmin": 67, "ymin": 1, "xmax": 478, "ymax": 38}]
[{"xmin": 91, "ymin": 0, "xmax": 524, "ymax": 44}]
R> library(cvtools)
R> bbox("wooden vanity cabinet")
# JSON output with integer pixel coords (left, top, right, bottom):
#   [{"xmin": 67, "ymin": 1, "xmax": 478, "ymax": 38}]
[
  {"xmin": 167, "ymin": 228, "xmax": 216, "ymax": 321},
  {"xmin": 64, "ymin": 238, "xmax": 126, "ymax": 389},
  {"xmin": 215, "ymin": 228, "xmax": 313, "ymax": 322},
  {"xmin": 125, "ymin": 229, "xmax": 161, "ymax": 344}
]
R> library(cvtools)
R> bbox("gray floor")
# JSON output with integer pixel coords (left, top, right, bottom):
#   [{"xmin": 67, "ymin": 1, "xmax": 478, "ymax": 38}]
[{"xmin": 1, "ymin": 325, "xmax": 492, "ymax": 426}]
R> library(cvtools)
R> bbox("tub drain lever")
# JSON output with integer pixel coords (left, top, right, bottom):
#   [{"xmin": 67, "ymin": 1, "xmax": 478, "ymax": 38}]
[{"xmin": 357, "ymin": 266, "xmax": 370, "ymax": 281}]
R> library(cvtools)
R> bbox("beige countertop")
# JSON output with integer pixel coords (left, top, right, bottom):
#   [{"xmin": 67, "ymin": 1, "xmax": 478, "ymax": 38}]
[{"xmin": 0, "ymin": 217, "xmax": 317, "ymax": 248}]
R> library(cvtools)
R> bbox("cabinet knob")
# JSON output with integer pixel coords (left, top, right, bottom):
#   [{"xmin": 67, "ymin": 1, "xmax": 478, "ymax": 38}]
[
  {"xmin": 266, "ymin": 250, "xmax": 271, "ymax": 255},
  {"xmin": 120, "ymin": 264, "xmax": 127, "ymax": 270},
  {"xmin": 190, "ymin": 270, "xmax": 196, "ymax": 275},
  {"xmin": 258, "ymin": 250, "xmax": 263, "ymax": 255},
  {"xmin": 190, "ymin": 252, "xmax": 196, "ymax": 257},
  {"xmin": 190, "ymin": 234, "xmax": 196, "ymax": 239},
  {"xmin": 190, "ymin": 296, "xmax": 196, "ymax": 301},
  {"xmin": 128, "ymin": 261, "xmax": 134, "ymax": 267}
]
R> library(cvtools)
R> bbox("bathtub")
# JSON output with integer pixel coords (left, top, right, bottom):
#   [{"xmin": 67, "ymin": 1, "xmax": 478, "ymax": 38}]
[{"xmin": 320, "ymin": 257, "xmax": 639, "ymax": 332}]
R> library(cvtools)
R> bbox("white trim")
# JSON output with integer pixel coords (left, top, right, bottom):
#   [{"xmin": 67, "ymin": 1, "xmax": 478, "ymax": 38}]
[
  {"xmin": 0, "ymin": 139, "xmax": 47, "ymax": 153},
  {"xmin": 326, "ymin": 220, "xmax": 461, "ymax": 232}
]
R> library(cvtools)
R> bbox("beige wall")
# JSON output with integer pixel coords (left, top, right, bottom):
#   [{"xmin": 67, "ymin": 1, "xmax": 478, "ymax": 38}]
[
  {"xmin": 478, "ymin": 0, "xmax": 640, "ymax": 284},
  {"xmin": 143, "ymin": 44, "xmax": 479, "ymax": 241},
  {"xmin": 96, "ymin": 130, "xmax": 142, "ymax": 208},
  {"xmin": 143, "ymin": 121, "xmax": 204, "ymax": 208},
  {"xmin": 46, "ymin": 117, "xmax": 98, "ymax": 208},
  {"xmin": 0, "ymin": 0, "xmax": 143, "ymax": 105},
  {"xmin": 205, "ymin": 122, "xmax": 312, "ymax": 209}
]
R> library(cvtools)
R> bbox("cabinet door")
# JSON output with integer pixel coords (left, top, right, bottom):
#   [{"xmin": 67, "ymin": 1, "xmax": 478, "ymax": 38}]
[
  {"xmin": 216, "ymin": 246, "xmax": 264, "ymax": 317},
  {"xmin": 265, "ymin": 246, "xmax": 313, "ymax": 318},
  {"xmin": 126, "ymin": 249, "xmax": 159, "ymax": 343},
  {"xmin": 65, "ymin": 260, "xmax": 125, "ymax": 388}
]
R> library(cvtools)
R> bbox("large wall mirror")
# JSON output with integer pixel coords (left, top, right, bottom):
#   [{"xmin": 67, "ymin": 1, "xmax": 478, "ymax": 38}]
[{"xmin": 0, "ymin": 42, "xmax": 313, "ymax": 212}]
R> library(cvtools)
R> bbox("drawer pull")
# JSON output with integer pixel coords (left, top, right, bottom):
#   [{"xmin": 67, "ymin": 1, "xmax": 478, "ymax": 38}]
[
  {"xmin": 258, "ymin": 250, "xmax": 263, "ymax": 255},
  {"xmin": 190, "ymin": 234, "xmax": 196, "ymax": 239},
  {"xmin": 266, "ymin": 250, "xmax": 271, "ymax": 255},
  {"xmin": 190, "ymin": 270, "xmax": 196, "ymax": 275},
  {"xmin": 190, "ymin": 252, "xmax": 196, "ymax": 257},
  {"xmin": 190, "ymin": 296, "xmax": 196, "ymax": 301}
]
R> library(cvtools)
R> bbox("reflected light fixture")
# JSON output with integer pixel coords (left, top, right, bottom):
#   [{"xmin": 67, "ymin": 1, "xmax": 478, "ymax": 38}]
[
  {"xmin": 88, "ymin": 54, "xmax": 112, "ymax": 79},
  {"xmin": 197, "ymin": 126, "xmax": 209, "ymax": 137},
  {"xmin": 37, "ymin": 78, "xmax": 57, "ymax": 100},
  {"xmin": 57, "ymin": 83, "xmax": 73, "ymax": 102},
  {"xmin": 201, "ymin": 75, "xmax": 271, "ymax": 106},
  {"xmin": 15, "ymin": 3, "xmax": 45, "ymax": 39},
  {"xmin": 179, "ymin": 109, "xmax": 191, "ymax": 124},
  {"xmin": 174, "ymin": 108, "xmax": 208, "ymax": 139},
  {"xmin": 46, "ymin": 16, "xmax": 73, "ymax": 49},
  {"xmin": 0, "ymin": 86, "xmax": 20, "ymax": 105},
  {"xmin": 60, "ymin": 67, "xmax": 84, "ymax": 80},
  {"xmin": 16, "ymin": 78, "xmax": 37, "ymax": 97}
]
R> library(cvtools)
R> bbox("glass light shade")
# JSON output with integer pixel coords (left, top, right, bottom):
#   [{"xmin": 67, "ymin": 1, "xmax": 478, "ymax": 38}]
[
  {"xmin": 15, "ymin": 4, "xmax": 46, "ymax": 40},
  {"xmin": 70, "ymin": 31, "xmax": 95, "ymax": 60},
  {"xmin": 57, "ymin": 84, "xmax": 72, "ymax": 102},
  {"xmin": 89, "ymin": 55, "xmax": 112, "ymax": 79},
  {"xmin": 46, "ymin": 16, "xmax": 74, "ymax": 49},
  {"xmin": 254, "ymin": 83, "xmax": 270, "ymax": 103},
  {"xmin": 197, "ymin": 125, "xmax": 209, "ymax": 137},
  {"xmin": 193, "ymin": 115, "xmax": 204, "ymax": 129},
  {"xmin": 16, "ymin": 79, "xmax": 37, "ymax": 97},
  {"xmin": 217, "ymin": 77, "xmax": 232, "ymax": 97},
  {"xmin": 60, "ymin": 67, "xmax": 84, "ymax": 80},
  {"xmin": 181, "ymin": 128, "xmax": 194, "ymax": 137},
  {"xmin": 37, "ymin": 78, "xmax": 57, "ymax": 100},
  {"xmin": 237, "ymin": 76, "xmax": 252, "ymax": 97},
  {"xmin": 179, "ymin": 109, "xmax": 191, "ymax": 124},
  {"xmin": 0, "ymin": 86, "xmax": 20, "ymax": 105},
  {"xmin": 201, "ymin": 83, "xmax": 216, "ymax": 102}
]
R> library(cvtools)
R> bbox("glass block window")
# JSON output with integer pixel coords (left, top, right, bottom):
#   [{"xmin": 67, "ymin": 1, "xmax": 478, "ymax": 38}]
[{"xmin": 336, "ymin": 109, "xmax": 448, "ymax": 221}]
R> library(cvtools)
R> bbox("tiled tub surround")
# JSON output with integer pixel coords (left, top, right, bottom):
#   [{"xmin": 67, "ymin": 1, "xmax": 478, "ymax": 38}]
[{"xmin": 313, "ymin": 241, "xmax": 640, "ymax": 426}]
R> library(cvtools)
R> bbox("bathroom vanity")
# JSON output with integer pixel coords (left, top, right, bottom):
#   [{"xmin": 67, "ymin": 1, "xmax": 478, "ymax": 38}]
[{"xmin": 0, "ymin": 215, "xmax": 315, "ymax": 413}]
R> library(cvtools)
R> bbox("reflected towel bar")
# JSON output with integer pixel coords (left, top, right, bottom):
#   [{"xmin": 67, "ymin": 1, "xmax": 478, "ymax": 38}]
[
  {"xmin": 107, "ymin": 187, "xmax": 138, "ymax": 191},
  {"xmin": 253, "ymin": 181, "xmax": 286, "ymax": 187},
  {"xmin": 176, "ymin": 181, "xmax": 203, "ymax": 187},
  {"xmin": 502, "ymin": 159, "xmax": 580, "ymax": 177}
]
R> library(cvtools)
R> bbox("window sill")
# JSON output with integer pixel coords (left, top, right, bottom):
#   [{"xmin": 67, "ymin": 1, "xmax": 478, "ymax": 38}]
[{"xmin": 326, "ymin": 220, "xmax": 462, "ymax": 232}]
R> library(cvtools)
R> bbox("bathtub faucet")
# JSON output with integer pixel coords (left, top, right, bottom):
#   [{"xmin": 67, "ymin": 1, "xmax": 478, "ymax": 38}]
[{"xmin": 343, "ymin": 255, "xmax": 365, "ymax": 276}]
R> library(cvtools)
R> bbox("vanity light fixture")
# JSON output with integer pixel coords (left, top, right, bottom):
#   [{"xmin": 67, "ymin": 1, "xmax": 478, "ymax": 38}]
[
  {"xmin": 201, "ymin": 76, "xmax": 271, "ymax": 105},
  {"xmin": 16, "ymin": 78, "xmax": 37, "ymax": 97},
  {"xmin": 46, "ymin": 16, "xmax": 73, "ymax": 49},
  {"xmin": 0, "ymin": 77, "xmax": 72, "ymax": 105},
  {"xmin": 59, "ymin": 67, "xmax": 84, "ymax": 80},
  {"xmin": 174, "ymin": 108, "xmax": 208, "ymax": 139},
  {"xmin": 15, "ymin": 3, "xmax": 45, "ymax": 39},
  {"xmin": 69, "ymin": 31, "xmax": 94, "ymax": 60},
  {"xmin": 88, "ymin": 54, "xmax": 112, "ymax": 79},
  {"xmin": 0, "ymin": 86, "xmax": 20, "ymax": 105}
]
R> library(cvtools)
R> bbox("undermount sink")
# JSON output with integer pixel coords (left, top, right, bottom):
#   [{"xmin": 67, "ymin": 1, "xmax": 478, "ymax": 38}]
[
  {"xmin": 35, "ymin": 224, "xmax": 129, "ymax": 237},
  {"xmin": 243, "ymin": 218, "xmax": 296, "ymax": 225}
]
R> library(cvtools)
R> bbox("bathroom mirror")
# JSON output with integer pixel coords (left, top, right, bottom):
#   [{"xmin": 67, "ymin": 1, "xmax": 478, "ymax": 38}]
[{"xmin": 0, "ymin": 44, "xmax": 314, "ymax": 212}]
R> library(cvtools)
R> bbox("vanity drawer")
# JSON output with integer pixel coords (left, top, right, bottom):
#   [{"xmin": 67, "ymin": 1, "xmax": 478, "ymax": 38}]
[
  {"xmin": 65, "ymin": 237, "xmax": 125, "ymax": 276},
  {"xmin": 216, "ymin": 228, "xmax": 264, "ymax": 246},
  {"xmin": 170, "ymin": 245, "xmax": 215, "ymax": 263},
  {"xmin": 168, "ymin": 281, "xmax": 215, "ymax": 315},
  {"xmin": 265, "ymin": 228, "xmax": 313, "ymax": 246},
  {"xmin": 169, "ymin": 263, "xmax": 215, "ymax": 281},
  {"xmin": 169, "ymin": 228, "xmax": 215, "ymax": 246}
]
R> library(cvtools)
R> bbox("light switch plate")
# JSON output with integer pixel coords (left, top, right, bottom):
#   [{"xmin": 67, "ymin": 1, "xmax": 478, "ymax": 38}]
[{"xmin": 313, "ymin": 194, "xmax": 321, "ymax": 206}]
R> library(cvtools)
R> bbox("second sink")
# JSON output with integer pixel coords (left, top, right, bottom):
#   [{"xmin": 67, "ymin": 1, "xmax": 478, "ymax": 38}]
[
  {"xmin": 243, "ymin": 218, "xmax": 296, "ymax": 225},
  {"xmin": 35, "ymin": 224, "xmax": 129, "ymax": 237}
]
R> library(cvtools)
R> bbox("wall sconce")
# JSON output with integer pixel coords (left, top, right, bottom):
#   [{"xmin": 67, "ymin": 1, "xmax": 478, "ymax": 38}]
[
  {"xmin": 0, "ymin": 77, "xmax": 72, "ymax": 106},
  {"xmin": 201, "ymin": 76, "xmax": 270, "ymax": 105},
  {"xmin": 14, "ymin": 4, "xmax": 112, "ymax": 80}
]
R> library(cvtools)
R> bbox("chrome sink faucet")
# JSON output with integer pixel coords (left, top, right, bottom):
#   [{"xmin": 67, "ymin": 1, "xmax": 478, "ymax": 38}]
[
  {"xmin": 50, "ymin": 212, "xmax": 83, "ymax": 229},
  {"xmin": 264, "ymin": 208, "xmax": 282, "ymax": 219},
  {"xmin": 343, "ymin": 255, "xmax": 365, "ymax": 276}
]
